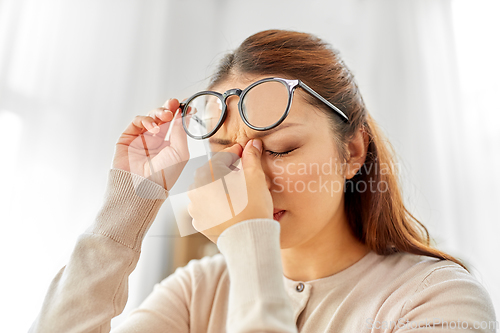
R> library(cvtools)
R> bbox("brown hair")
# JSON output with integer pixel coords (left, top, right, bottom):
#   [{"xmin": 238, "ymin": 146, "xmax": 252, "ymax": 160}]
[{"xmin": 209, "ymin": 29, "xmax": 467, "ymax": 270}]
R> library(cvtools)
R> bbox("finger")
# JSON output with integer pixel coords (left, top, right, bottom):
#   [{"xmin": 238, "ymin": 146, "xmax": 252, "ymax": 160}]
[
  {"xmin": 146, "ymin": 98, "xmax": 180, "ymax": 125},
  {"xmin": 211, "ymin": 144, "xmax": 243, "ymax": 170},
  {"xmin": 200, "ymin": 144, "xmax": 242, "ymax": 184},
  {"xmin": 148, "ymin": 108, "xmax": 174, "ymax": 123},
  {"xmin": 184, "ymin": 105, "xmax": 197, "ymax": 115},
  {"xmin": 125, "ymin": 115, "xmax": 160, "ymax": 135},
  {"xmin": 183, "ymin": 105, "xmax": 198, "ymax": 129},
  {"xmin": 190, "ymin": 144, "xmax": 241, "ymax": 188},
  {"xmin": 163, "ymin": 98, "xmax": 180, "ymax": 112},
  {"xmin": 165, "ymin": 107, "xmax": 187, "ymax": 142},
  {"xmin": 241, "ymin": 139, "xmax": 265, "ymax": 178},
  {"xmin": 160, "ymin": 108, "xmax": 190, "ymax": 160}
]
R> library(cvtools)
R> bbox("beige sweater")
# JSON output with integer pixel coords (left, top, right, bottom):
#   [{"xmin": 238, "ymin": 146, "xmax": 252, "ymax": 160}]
[{"xmin": 29, "ymin": 169, "xmax": 497, "ymax": 333}]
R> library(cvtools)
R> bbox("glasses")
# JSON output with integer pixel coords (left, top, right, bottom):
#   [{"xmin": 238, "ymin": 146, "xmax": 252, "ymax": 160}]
[{"xmin": 180, "ymin": 77, "xmax": 349, "ymax": 140}]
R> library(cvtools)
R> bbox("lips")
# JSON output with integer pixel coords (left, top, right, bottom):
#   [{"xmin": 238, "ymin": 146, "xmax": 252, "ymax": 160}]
[{"xmin": 273, "ymin": 209, "xmax": 286, "ymax": 222}]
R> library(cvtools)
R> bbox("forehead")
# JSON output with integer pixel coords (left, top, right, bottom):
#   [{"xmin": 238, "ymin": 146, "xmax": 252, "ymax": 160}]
[{"xmin": 210, "ymin": 73, "xmax": 274, "ymax": 91}]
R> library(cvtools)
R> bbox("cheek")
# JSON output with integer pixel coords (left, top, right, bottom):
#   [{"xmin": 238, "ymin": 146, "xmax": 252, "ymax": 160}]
[
  {"xmin": 268, "ymin": 157, "xmax": 346, "ymax": 247},
  {"xmin": 268, "ymin": 157, "xmax": 346, "ymax": 206}
]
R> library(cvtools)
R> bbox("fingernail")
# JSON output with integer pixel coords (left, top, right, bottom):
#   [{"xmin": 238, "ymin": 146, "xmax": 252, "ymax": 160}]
[
  {"xmin": 252, "ymin": 139, "xmax": 262, "ymax": 152},
  {"xmin": 149, "ymin": 122, "xmax": 160, "ymax": 134}
]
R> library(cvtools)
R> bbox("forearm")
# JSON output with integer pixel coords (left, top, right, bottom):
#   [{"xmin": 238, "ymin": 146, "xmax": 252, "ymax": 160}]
[
  {"xmin": 217, "ymin": 219, "xmax": 298, "ymax": 333},
  {"xmin": 29, "ymin": 169, "xmax": 167, "ymax": 333}
]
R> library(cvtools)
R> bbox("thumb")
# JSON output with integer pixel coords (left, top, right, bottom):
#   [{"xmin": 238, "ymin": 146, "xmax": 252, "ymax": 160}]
[
  {"xmin": 241, "ymin": 139, "xmax": 264, "ymax": 176},
  {"xmin": 166, "ymin": 108, "xmax": 189, "ymax": 155}
]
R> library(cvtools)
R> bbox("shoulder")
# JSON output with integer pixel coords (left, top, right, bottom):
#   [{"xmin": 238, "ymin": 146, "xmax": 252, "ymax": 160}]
[
  {"xmin": 378, "ymin": 252, "xmax": 497, "ymax": 326},
  {"xmin": 382, "ymin": 251, "xmax": 489, "ymax": 296},
  {"xmin": 403, "ymin": 256, "xmax": 493, "ymax": 309}
]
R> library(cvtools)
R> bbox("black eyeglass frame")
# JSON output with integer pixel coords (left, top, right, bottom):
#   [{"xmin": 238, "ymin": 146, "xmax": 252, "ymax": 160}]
[{"xmin": 180, "ymin": 77, "xmax": 349, "ymax": 140}]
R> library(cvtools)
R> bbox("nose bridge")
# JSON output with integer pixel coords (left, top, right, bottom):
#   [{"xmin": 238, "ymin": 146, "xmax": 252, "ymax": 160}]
[
  {"xmin": 222, "ymin": 88, "xmax": 243, "ymax": 129},
  {"xmin": 217, "ymin": 88, "xmax": 246, "ymax": 144}
]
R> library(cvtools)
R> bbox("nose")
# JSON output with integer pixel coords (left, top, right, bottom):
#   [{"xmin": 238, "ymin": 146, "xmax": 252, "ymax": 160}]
[
  {"xmin": 217, "ymin": 91, "xmax": 273, "ymax": 191},
  {"xmin": 219, "ymin": 94, "xmax": 248, "ymax": 145}
]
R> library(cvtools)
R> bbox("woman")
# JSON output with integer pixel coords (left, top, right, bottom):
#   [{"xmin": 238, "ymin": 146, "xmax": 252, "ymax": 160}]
[{"xmin": 29, "ymin": 30, "xmax": 496, "ymax": 332}]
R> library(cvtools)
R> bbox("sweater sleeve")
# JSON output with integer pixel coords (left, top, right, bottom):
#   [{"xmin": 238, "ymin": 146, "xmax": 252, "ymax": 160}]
[
  {"xmin": 28, "ymin": 169, "xmax": 168, "ymax": 333},
  {"xmin": 216, "ymin": 219, "xmax": 298, "ymax": 333},
  {"xmin": 394, "ymin": 264, "xmax": 497, "ymax": 332}
]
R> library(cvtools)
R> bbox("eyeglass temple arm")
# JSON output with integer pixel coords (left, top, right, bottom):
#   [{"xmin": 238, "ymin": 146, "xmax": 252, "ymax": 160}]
[{"xmin": 298, "ymin": 81, "xmax": 350, "ymax": 123}]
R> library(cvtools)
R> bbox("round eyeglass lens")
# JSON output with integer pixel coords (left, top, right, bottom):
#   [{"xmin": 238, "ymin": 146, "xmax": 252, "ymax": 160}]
[
  {"xmin": 183, "ymin": 94, "xmax": 223, "ymax": 137},
  {"xmin": 242, "ymin": 80, "xmax": 290, "ymax": 128}
]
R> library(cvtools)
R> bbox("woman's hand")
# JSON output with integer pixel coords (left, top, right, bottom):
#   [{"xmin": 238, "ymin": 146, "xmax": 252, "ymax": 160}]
[
  {"xmin": 112, "ymin": 99, "xmax": 191, "ymax": 191},
  {"xmin": 187, "ymin": 139, "xmax": 273, "ymax": 244}
]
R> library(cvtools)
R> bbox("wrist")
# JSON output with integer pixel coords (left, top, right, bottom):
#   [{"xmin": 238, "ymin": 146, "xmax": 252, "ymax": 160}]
[{"xmin": 86, "ymin": 169, "xmax": 168, "ymax": 251}]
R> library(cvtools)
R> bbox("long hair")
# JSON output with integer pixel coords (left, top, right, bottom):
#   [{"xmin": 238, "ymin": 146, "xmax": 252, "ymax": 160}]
[{"xmin": 209, "ymin": 29, "xmax": 467, "ymax": 270}]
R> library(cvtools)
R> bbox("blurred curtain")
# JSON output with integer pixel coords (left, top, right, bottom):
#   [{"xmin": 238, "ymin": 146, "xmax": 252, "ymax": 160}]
[{"xmin": 0, "ymin": 0, "xmax": 497, "ymax": 331}]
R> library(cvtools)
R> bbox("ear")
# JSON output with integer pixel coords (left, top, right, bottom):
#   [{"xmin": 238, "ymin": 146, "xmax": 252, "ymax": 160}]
[{"xmin": 345, "ymin": 127, "xmax": 369, "ymax": 180}]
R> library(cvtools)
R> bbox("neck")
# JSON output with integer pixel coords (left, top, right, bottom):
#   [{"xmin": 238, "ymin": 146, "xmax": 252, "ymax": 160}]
[{"xmin": 280, "ymin": 208, "xmax": 370, "ymax": 282}]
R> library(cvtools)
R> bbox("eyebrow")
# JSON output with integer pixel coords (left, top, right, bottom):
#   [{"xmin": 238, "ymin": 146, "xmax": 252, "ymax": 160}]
[{"xmin": 208, "ymin": 123, "xmax": 301, "ymax": 146}]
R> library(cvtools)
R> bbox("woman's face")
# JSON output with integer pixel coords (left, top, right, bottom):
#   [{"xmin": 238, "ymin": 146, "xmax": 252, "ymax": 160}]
[{"xmin": 208, "ymin": 73, "xmax": 348, "ymax": 249}]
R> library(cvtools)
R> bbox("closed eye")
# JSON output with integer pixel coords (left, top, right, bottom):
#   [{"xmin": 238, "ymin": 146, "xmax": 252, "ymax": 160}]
[{"xmin": 266, "ymin": 148, "xmax": 297, "ymax": 158}]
